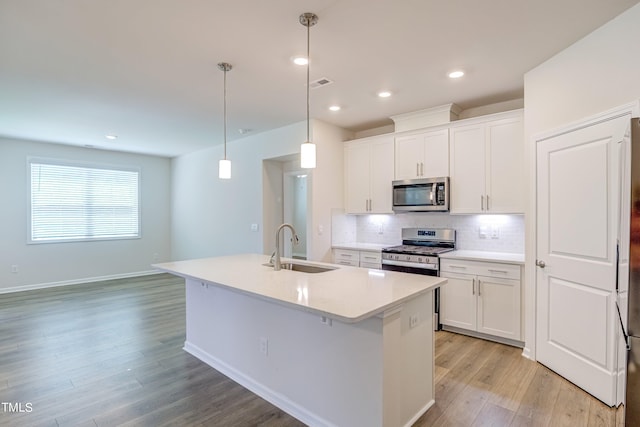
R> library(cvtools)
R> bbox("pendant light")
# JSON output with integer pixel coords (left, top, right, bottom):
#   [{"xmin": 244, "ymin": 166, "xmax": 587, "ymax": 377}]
[
  {"xmin": 299, "ymin": 12, "xmax": 318, "ymax": 169},
  {"xmin": 218, "ymin": 62, "xmax": 232, "ymax": 179}
]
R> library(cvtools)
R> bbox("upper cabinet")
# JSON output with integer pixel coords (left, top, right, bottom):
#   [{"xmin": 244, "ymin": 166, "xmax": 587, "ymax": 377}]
[
  {"xmin": 449, "ymin": 111, "xmax": 524, "ymax": 214},
  {"xmin": 344, "ymin": 134, "xmax": 394, "ymax": 214},
  {"xmin": 395, "ymin": 128, "xmax": 449, "ymax": 180}
]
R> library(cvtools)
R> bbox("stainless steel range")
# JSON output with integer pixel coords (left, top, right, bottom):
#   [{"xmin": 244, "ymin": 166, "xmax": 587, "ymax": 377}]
[
  {"xmin": 382, "ymin": 228, "xmax": 456, "ymax": 330},
  {"xmin": 381, "ymin": 228, "xmax": 456, "ymax": 276}
]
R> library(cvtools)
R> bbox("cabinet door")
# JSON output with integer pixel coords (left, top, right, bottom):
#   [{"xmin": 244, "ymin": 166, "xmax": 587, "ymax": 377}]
[
  {"xmin": 422, "ymin": 129, "xmax": 449, "ymax": 178},
  {"xmin": 486, "ymin": 117, "xmax": 524, "ymax": 213},
  {"xmin": 395, "ymin": 134, "xmax": 423, "ymax": 180},
  {"xmin": 440, "ymin": 272, "xmax": 477, "ymax": 331},
  {"xmin": 345, "ymin": 143, "xmax": 371, "ymax": 214},
  {"xmin": 476, "ymin": 276, "xmax": 521, "ymax": 340},
  {"xmin": 450, "ymin": 124, "xmax": 486, "ymax": 213},
  {"xmin": 369, "ymin": 137, "xmax": 394, "ymax": 213}
]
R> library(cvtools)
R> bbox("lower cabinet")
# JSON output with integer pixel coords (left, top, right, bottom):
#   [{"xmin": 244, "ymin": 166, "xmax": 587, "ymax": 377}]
[
  {"xmin": 440, "ymin": 258, "xmax": 521, "ymax": 342},
  {"xmin": 332, "ymin": 248, "xmax": 381, "ymax": 269}
]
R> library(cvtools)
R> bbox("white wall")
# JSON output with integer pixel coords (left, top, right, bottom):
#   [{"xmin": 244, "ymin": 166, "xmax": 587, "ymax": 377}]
[
  {"xmin": 523, "ymin": 3, "xmax": 640, "ymax": 358},
  {"xmin": 0, "ymin": 137, "xmax": 171, "ymax": 292},
  {"xmin": 171, "ymin": 119, "xmax": 352, "ymax": 263}
]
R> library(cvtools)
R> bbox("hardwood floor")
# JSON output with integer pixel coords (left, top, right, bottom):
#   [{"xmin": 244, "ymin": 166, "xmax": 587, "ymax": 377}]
[{"xmin": 0, "ymin": 274, "xmax": 624, "ymax": 426}]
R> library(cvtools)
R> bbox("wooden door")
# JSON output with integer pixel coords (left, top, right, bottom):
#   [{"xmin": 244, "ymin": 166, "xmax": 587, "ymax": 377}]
[{"xmin": 536, "ymin": 113, "xmax": 630, "ymax": 406}]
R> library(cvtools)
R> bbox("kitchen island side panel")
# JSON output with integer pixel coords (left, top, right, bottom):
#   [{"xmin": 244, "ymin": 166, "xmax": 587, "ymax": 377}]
[{"xmin": 183, "ymin": 278, "xmax": 434, "ymax": 427}]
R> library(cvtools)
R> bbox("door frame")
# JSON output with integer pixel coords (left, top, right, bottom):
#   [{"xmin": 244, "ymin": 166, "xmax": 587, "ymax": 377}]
[{"xmin": 526, "ymin": 101, "xmax": 640, "ymax": 362}]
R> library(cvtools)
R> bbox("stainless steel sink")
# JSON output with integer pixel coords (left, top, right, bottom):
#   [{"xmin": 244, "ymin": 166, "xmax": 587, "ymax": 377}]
[{"xmin": 263, "ymin": 262, "xmax": 336, "ymax": 273}]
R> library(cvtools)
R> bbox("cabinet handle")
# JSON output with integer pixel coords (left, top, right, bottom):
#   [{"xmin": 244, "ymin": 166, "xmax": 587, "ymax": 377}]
[
  {"xmin": 416, "ymin": 163, "xmax": 420, "ymax": 177},
  {"xmin": 340, "ymin": 254, "xmax": 353, "ymax": 258},
  {"xmin": 486, "ymin": 195, "xmax": 490, "ymax": 211},
  {"xmin": 420, "ymin": 162, "xmax": 424, "ymax": 176},
  {"xmin": 338, "ymin": 261, "xmax": 352, "ymax": 265},
  {"xmin": 472, "ymin": 278, "xmax": 475, "ymax": 295},
  {"xmin": 481, "ymin": 195, "xmax": 485, "ymax": 211},
  {"xmin": 449, "ymin": 265, "xmax": 467, "ymax": 269},
  {"xmin": 478, "ymin": 279, "xmax": 481, "ymax": 296},
  {"xmin": 488, "ymin": 269, "xmax": 508, "ymax": 274},
  {"xmin": 369, "ymin": 199, "xmax": 372, "ymax": 211},
  {"xmin": 364, "ymin": 256, "xmax": 377, "ymax": 260}
]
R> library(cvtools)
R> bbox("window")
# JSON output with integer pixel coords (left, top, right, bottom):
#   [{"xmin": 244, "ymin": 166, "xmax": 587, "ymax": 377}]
[{"xmin": 29, "ymin": 158, "xmax": 140, "ymax": 243}]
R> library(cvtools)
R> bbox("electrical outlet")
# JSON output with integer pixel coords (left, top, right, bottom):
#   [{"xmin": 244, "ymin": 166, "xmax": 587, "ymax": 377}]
[
  {"xmin": 491, "ymin": 226, "xmax": 500, "ymax": 239},
  {"xmin": 11, "ymin": 265, "xmax": 18, "ymax": 274},
  {"xmin": 251, "ymin": 223, "xmax": 259, "ymax": 232},
  {"xmin": 409, "ymin": 314, "xmax": 419, "ymax": 328},
  {"xmin": 259, "ymin": 337, "xmax": 269, "ymax": 356},
  {"xmin": 479, "ymin": 226, "xmax": 488, "ymax": 239}
]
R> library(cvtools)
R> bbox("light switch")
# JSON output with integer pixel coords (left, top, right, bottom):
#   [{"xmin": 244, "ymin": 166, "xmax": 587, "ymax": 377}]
[{"xmin": 251, "ymin": 223, "xmax": 259, "ymax": 232}]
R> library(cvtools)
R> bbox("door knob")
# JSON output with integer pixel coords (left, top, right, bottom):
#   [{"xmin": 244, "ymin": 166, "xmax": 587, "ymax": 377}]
[{"xmin": 536, "ymin": 260, "xmax": 546, "ymax": 268}]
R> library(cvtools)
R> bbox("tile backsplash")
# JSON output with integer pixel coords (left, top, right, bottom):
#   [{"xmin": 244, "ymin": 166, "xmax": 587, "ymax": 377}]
[{"xmin": 332, "ymin": 211, "xmax": 524, "ymax": 254}]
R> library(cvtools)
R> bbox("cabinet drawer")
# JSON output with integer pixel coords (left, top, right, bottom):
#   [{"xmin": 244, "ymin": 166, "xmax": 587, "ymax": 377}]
[
  {"xmin": 440, "ymin": 259, "xmax": 520, "ymax": 280},
  {"xmin": 333, "ymin": 249, "xmax": 359, "ymax": 267},
  {"xmin": 359, "ymin": 251, "xmax": 381, "ymax": 264},
  {"xmin": 360, "ymin": 262, "xmax": 382, "ymax": 270}
]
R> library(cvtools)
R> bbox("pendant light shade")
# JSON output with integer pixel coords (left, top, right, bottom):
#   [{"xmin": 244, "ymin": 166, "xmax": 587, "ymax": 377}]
[
  {"xmin": 218, "ymin": 62, "xmax": 232, "ymax": 179},
  {"xmin": 299, "ymin": 12, "xmax": 318, "ymax": 169}
]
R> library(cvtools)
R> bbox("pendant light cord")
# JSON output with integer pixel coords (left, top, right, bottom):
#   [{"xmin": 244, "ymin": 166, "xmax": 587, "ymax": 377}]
[
  {"xmin": 306, "ymin": 20, "xmax": 310, "ymax": 143},
  {"xmin": 223, "ymin": 67, "xmax": 228, "ymax": 160}
]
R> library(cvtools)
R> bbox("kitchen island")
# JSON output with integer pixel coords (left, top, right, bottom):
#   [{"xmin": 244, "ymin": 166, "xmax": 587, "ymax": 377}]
[{"xmin": 154, "ymin": 254, "xmax": 446, "ymax": 427}]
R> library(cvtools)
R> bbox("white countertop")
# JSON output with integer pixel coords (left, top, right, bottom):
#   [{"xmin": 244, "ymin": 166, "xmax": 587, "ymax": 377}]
[
  {"xmin": 439, "ymin": 250, "xmax": 525, "ymax": 265},
  {"xmin": 332, "ymin": 242, "xmax": 389, "ymax": 252},
  {"xmin": 154, "ymin": 254, "xmax": 445, "ymax": 323}
]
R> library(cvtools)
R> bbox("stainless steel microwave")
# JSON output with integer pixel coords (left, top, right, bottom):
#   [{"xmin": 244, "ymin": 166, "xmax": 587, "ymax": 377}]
[{"xmin": 392, "ymin": 177, "xmax": 449, "ymax": 212}]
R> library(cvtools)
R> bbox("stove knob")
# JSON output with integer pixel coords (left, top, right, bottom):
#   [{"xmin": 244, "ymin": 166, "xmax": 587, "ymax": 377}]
[
  {"xmin": 418, "ymin": 257, "xmax": 422, "ymax": 263},
  {"xmin": 405, "ymin": 255, "xmax": 411, "ymax": 261}
]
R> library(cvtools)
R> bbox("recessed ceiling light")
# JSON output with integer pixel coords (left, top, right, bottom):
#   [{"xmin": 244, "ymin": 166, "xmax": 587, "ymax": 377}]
[
  {"xmin": 293, "ymin": 56, "xmax": 308, "ymax": 66},
  {"xmin": 377, "ymin": 91, "xmax": 392, "ymax": 98},
  {"xmin": 105, "ymin": 134, "xmax": 117, "ymax": 140},
  {"xmin": 329, "ymin": 105, "xmax": 341, "ymax": 111},
  {"xmin": 448, "ymin": 70, "xmax": 465, "ymax": 79}
]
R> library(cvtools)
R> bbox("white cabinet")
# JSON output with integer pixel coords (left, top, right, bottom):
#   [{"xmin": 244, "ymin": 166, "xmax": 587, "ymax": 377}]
[
  {"xmin": 332, "ymin": 248, "xmax": 359, "ymax": 267},
  {"xmin": 332, "ymin": 248, "xmax": 381, "ymax": 269},
  {"xmin": 395, "ymin": 128, "xmax": 449, "ymax": 180},
  {"xmin": 440, "ymin": 258, "xmax": 521, "ymax": 342},
  {"xmin": 345, "ymin": 134, "xmax": 394, "ymax": 214},
  {"xmin": 449, "ymin": 112, "xmax": 524, "ymax": 214}
]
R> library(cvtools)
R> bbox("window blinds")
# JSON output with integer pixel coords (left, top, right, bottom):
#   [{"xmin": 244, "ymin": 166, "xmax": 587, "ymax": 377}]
[{"xmin": 29, "ymin": 159, "xmax": 140, "ymax": 243}]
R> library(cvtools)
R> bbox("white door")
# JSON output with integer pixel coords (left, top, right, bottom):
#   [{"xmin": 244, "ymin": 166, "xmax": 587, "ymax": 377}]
[
  {"xmin": 536, "ymin": 113, "xmax": 630, "ymax": 406},
  {"xmin": 395, "ymin": 134, "xmax": 423, "ymax": 180},
  {"xmin": 477, "ymin": 276, "xmax": 521, "ymax": 341},
  {"xmin": 486, "ymin": 117, "xmax": 524, "ymax": 213},
  {"xmin": 450, "ymin": 123, "xmax": 486, "ymax": 213},
  {"xmin": 439, "ymin": 272, "xmax": 477, "ymax": 331},
  {"xmin": 369, "ymin": 137, "xmax": 394, "ymax": 213},
  {"xmin": 345, "ymin": 143, "xmax": 370, "ymax": 214}
]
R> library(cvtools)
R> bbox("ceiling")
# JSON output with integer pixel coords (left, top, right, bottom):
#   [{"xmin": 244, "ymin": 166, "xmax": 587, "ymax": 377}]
[{"xmin": 0, "ymin": 0, "xmax": 638, "ymax": 158}]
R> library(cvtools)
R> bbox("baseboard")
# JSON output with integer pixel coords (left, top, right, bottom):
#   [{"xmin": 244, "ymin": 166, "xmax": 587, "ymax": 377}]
[
  {"xmin": 0, "ymin": 270, "xmax": 161, "ymax": 294},
  {"xmin": 522, "ymin": 346, "xmax": 534, "ymax": 360},
  {"xmin": 442, "ymin": 325, "xmax": 525, "ymax": 348},
  {"xmin": 404, "ymin": 399, "xmax": 435, "ymax": 427},
  {"xmin": 183, "ymin": 341, "xmax": 338, "ymax": 427}
]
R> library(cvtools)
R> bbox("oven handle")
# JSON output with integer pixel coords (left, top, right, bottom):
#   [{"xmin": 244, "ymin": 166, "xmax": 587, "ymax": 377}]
[{"xmin": 381, "ymin": 259, "xmax": 437, "ymax": 270}]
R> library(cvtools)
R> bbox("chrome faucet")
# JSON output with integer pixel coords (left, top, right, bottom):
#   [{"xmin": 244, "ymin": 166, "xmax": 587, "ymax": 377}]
[{"xmin": 272, "ymin": 223, "xmax": 299, "ymax": 271}]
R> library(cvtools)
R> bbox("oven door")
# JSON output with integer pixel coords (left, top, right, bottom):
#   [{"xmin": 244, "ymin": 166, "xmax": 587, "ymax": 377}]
[
  {"xmin": 381, "ymin": 261, "xmax": 441, "ymax": 330},
  {"xmin": 381, "ymin": 262, "xmax": 438, "ymax": 276}
]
